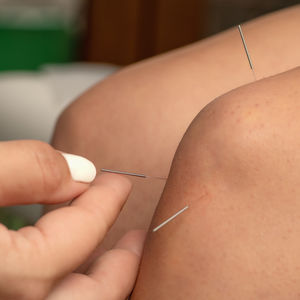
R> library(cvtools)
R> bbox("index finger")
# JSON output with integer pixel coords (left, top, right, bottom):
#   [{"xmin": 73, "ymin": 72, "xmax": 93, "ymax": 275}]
[{"xmin": 0, "ymin": 140, "xmax": 95, "ymax": 206}]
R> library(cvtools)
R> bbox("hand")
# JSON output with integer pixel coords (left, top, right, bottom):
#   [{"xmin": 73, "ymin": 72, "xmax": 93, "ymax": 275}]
[{"xmin": 0, "ymin": 140, "xmax": 145, "ymax": 300}]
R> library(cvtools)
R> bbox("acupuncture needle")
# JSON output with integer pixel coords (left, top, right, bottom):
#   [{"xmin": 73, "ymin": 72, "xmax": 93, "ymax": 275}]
[
  {"xmin": 100, "ymin": 168, "xmax": 167, "ymax": 180},
  {"xmin": 152, "ymin": 205, "xmax": 189, "ymax": 232},
  {"xmin": 238, "ymin": 24, "xmax": 257, "ymax": 81}
]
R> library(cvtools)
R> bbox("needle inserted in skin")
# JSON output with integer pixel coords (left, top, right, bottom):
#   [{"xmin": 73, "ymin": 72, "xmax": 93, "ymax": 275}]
[
  {"xmin": 152, "ymin": 205, "xmax": 189, "ymax": 232},
  {"xmin": 238, "ymin": 24, "xmax": 256, "ymax": 80},
  {"xmin": 100, "ymin": 168, "xmax": 167, "ymax": 180}
]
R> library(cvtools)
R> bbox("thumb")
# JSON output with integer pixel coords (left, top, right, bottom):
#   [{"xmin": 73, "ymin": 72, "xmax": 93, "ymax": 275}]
[{"xmin": 0, "ymin": 140, "xmax": 96, "ymax": 206}]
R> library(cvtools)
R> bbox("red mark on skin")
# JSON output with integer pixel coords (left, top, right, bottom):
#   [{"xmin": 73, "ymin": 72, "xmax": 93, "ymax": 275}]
[
  {"xmin": 199, "ymin": 189, "xmax": 210, "ymax": 201},
  {"xmin": 191, "ymin": 189, "xmax": 210, "ymax": 206},
  {"xmin": 179, "ymin": 185, "xmax": 211, "ymax": 212},
  {"xmin": 259, "ymin": 123, "xmax": 265, "ymax": 129}
]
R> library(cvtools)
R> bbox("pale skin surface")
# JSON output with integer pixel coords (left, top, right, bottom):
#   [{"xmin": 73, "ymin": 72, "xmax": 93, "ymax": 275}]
[
  {"xmin": 132, "ymin": 67, "xmax": 300, "ymax": 299},
  {"xmin": 50, "ymin": 5, "xmax": 300, "ymax": 252}
]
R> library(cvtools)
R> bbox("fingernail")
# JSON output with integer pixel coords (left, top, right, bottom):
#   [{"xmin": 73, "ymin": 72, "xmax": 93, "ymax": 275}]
[{"xmin": 61, "ymin": 153, "xmax": 97, "ymax": 183}]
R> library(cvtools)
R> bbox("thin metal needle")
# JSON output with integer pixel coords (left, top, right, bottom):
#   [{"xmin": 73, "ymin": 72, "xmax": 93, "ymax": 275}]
[
  {"xmin": 153, "ymin": 205, "xmax": 189, "ymax": 232},
  {"xmin": 238, "ymin": 24, "xmax": 256, "ymax": 80},
  {"xmin": 101, "ymin": 168, "xmax": 146, "ymax": 178},
  {"xmin": 100, "ymin": 168, "xmax": 167, "ymax": 180}
]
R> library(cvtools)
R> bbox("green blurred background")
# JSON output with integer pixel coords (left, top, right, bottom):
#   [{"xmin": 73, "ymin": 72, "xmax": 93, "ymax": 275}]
[
  {"xmin": 0, "ymin": 1, "xmax": 81, "ymax": 71},
  {"xmin": 0, "ymin": 26, "xmax": 76, "ymax": 71}
]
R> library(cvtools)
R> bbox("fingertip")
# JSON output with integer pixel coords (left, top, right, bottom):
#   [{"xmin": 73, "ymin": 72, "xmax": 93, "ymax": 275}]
[
  {"xmin": 93, "ymin": 173, "xmax": 133, "ymax": 197},
  {"xmin": 114, "ymin": 230, "xmax": 147, "ymax": 257}
]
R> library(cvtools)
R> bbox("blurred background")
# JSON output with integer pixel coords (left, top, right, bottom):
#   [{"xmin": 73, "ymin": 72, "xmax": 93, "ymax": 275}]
[{"xmin": 0, "ymin": 0, "xmax": 298, "ymax": 228}]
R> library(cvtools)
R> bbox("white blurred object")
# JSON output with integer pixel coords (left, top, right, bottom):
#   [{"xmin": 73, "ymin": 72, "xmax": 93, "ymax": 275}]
[
  {"xmin": 0, "ymin": 63, "xmax": 118, "ymax": 143},
  {"xmin": 0, "ymin": 73, "xmax": 56, "ymax": 141}
]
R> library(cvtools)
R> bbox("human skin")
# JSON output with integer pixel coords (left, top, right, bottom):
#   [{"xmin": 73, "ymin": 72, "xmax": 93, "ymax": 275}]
[
  {"xmin": 0, "ymin": 140, "xmax": 145, "ymax": 300},
  {"xmin": 131, "ymin": 67, "xmax": 300, "ymax": 299},
  {"xmin": 50, "ymin": 5, "xmax": 300, "ymax": 249}
]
